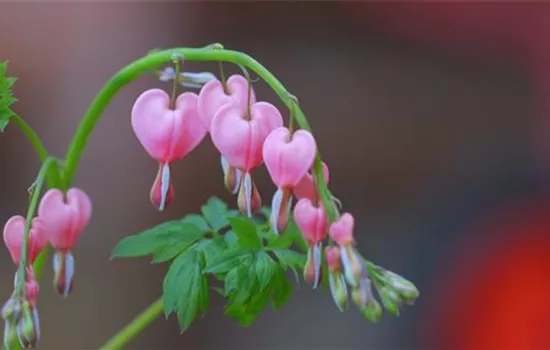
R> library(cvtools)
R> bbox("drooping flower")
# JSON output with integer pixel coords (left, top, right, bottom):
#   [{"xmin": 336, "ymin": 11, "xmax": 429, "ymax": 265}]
[
  {"xmin": 293, "ymin": 198, "xmax": 328, "ymax": 288},
  {"xmin": 325, "ymin": 246, "xmax": 348, "ymax": 311},
  {"xmin": 199, "ymin": 75, "xmax": 254, "ymax": 195},
  {"xmin": 37, "ymin": 188, "xmax": 92, "ymax": 298},
  {"xmin": 211, "ymin": 100, "xmax": 283, "ymax": 216},
  {"xmin": 263, "ymin": 127, "xmax": 317, "ymax": 234},
  {"xmin": 131, "ymin": 89, "xmax": 207, "ymax": 211},
  {"xmin": 329, "ymin": 213, "xmax": 365, "ymax": 287},
  {"xmin": 293, "ymin": 161, "xmax": 329, "ymax": 201},
  {"xmin": 2, "ymin": 216, "xmax": 47, "ymax": 266}
]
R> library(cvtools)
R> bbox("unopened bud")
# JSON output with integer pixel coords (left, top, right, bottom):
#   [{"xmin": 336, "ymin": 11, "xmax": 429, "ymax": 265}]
[
  {"xmin": 180, "ymin": 72, "xmax": 217, "ymax": 89},
  {"xmin": 328, "ymin": 271, "xmax": 348, "ymax": 311},
  {"xmin": 4, "ymin": 320, "xmax": 17, "ymax": 350},
  {"xmin": 378, "ymin": 286, "xmax": 401, "ymax": 317},
  {"xmin": 383, "ymin": 271, "xmax": 419, "ymax": 302},
  {"xmin": 2, "ymin": 298, "xmax": 22, "ymax": 322},
  {"xmin": 361, "ymin": 299, "xmax": 382, "ymax": 324},
  {"xmin": 16, "ymin": 302, "xmax": 39, "ymax": 349},
  {"xmin": 340, "ymin": 245, "xmax": 365, "ymax": 287},
  {"xmin": 351, "ymin": 278, "xmax": 373, "ymax": 309}
]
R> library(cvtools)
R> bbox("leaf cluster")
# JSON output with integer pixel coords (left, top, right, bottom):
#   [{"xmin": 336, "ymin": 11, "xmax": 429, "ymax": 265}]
[
  {"xmin": 0, "ymin": 61, "xmax": 18, "ymax": 132},
  {"xmin": 112, "ymin": 197, "xmax": 307, "ymax": 331}
]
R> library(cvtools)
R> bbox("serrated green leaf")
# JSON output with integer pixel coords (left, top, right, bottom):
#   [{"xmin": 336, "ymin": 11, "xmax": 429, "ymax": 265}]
[
  {"xmin": 201, "ymin": 197, "xmax": 229, "ymax": 232},
  {"xmin": 224, "ymin": 266, "xmax": 245, "ymax": 296},
  {"xmin": 272, "ymin": 267, "xmax": 293, "ymax": 310},
  {"xmin": 224, "ymin": 230, "xmax": 238, "ymax": 248},
  {"xmin": 111, "ymin": 220, "xmax": 207, "ymax": 260},
  {"xmin": 203, "ymin": 248, "xmax": 253, "ymax": 274},
  {"xmin": 0, "ymin": 60, "xmax": 17, "ymax": 132},
  {"xmin": 225, "ymin": 280, "xmax": 273, "ymax": 326},
  {"xmin": 194, "ymin": 236, "xmax": 226, "ymax": 266},
  {"xmin": 272, "ymin": 248, "xmax": 306, "ymax": 269},
  {"xmin": 162, "ymin": 248, "xmax": 197, "ymax": 318},
  {"xmin": 181, "ymin": 214, "xmax": 210, "ymax": 232},
  {"xmin": 287, "ymin": 220, "xmax": 309, "ymax": 252},
  {"xmin": 228, "ymin": 216, "xmax": 262, "ymax": 249},
  {"xmin": 162, "ymin": 246, "xmax": 209, "ymax": 331},
  {"xmin": 255, "ymin": 251, "xmax": 276, "ymax": 291}
]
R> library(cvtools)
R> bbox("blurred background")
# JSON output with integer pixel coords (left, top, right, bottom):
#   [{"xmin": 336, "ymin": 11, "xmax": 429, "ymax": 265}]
[{"xmin": 1, "ymin": 2, "xmax": 550, "ymax": 349}]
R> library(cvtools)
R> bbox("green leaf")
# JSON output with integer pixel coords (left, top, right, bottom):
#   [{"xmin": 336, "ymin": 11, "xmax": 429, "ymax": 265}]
[
  {"xmin": 111, "ymin": 220, "xmax": 208, "ymax": 260},
  {"xmin": 162, "ymin": 246, "xmax": 210, "ymax": 331},
  {"xmin": 194, "ymin": 236, "xmax": 226, "ymax": 266},
  {"xmin": 272, "ymin": 267, "xmax": 293, "ymax": 310},
  {"xmin": 225, "ymin": 281, "xmax": 272, "ymax": 327},
  {"xmin": 228, "ymin": 216, "xmax": 262, "ymax": 249},
  {"xmin": 0, "ymin": 61, "xmax": 18, "ymax": 132},
  {"xmin": 181, "ymin": 214, "xmax": 210, "ymax": 232},
  {"xmin": 272, "ymin": 248, "xmax": 306, "ymax": 270},
  {"xmin": 255, "ymin": 251, "xmax": 276, "ymax": 291},
  {"xmin": 203, "ymin": 248, "xmax": 254, "ymax": 274},
  {"xmin": 224, "ymin": 230, "xmax": 238, "ymax": 248},
  {"xmin": 201, "ymin": 197, "xmax": 229, "ymax": 232}
]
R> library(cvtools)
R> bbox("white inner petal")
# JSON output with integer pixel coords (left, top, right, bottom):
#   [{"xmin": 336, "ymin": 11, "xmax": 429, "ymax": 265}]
[
  {"xmin": 159, "ymin": 163, "xmax": 171, "ymax": 212},
  {"xmin": 270, "ymin": 188, "xmax": 283, "ymax": 235},
  {"xmin": 313, "ymin": 243, "xmax": 322, "ymax": 289},
  {"xmin": 244, "ymin": 173, "xmax": 252, "ymax": 217}
]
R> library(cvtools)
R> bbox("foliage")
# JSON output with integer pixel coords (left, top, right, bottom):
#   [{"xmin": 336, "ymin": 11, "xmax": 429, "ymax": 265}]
[
  {"xmin": 111, "ymin": 197, "xmax": 307, "ymax": 331},
  {"xmin": 0, "ymin": 61, "xmax": 18, "ymax": 132}
]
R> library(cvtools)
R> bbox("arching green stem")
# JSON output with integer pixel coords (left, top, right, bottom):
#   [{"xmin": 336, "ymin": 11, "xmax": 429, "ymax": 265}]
[
  {"xmin": 62, "ymin": 47, "xmax": 336, "ymax": 221},
  {"xmin": 15, "ymin": 157, "xmax": 57, "ymax": 296},
  {"xmin": 11, "ymin": 115, "xmax": 48, "ymax": 163}
]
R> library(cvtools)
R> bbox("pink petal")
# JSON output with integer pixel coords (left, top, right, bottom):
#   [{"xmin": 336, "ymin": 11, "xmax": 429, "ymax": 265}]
[
  {"xmin": 197, "ymin": 75, "xmax": 256, "ymax": 131},
  {"xmin": 329, "ymin": 213, "xmax": 355, "ymax": 246},
  {"xmin": 293, "ymin": 162, "xmax": 330, "ymax": 201},
  {"xmin": 131, "ymin": 89, "xmax": 207, "ymax": 162},
  {"xmin": 210, "ymin": 101, "xmax": 283, "ymax": 171},
  {"xmin": 263, "ymin": 127, "xmax": 317, "ymax": 188},
  {"xmin": 38, "ymin": 188, "xmax": 92, "ymax": 250},
  {"xmin": 293, "ymin": 198, "xmax": 328, "ymax": 243},
  {"xmin": 3, "ymin": 216, "xmax": 47, "ymax": 265}
]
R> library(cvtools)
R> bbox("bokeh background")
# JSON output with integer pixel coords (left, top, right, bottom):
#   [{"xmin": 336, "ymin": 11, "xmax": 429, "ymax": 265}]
[{"xmin": 1, "ymin": 2, "xmax": 550, "ymax": 349}]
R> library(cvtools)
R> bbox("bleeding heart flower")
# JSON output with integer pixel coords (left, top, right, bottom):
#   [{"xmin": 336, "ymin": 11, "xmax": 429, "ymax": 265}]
[
  {"xmin": 211, "ymin": 101, "xmax": 283, "ymax": 216},
  {"xmin": 329, "ymin": 213, "xmax": 365, "ymax": 287},
  {"xmin": 131, "ymin": 89, "xmax": 207, "ymax": 211},
  {"xmin": 38, "ymin": 188, "xmax": 92, "ymax": 298},
  {"xmin": 198, "ymin": 74, "xmax": 256, "ymax": 131},
  {"xmin": 2, "ymin": 216, "xmax": 47, "ymax": 265},
  {"xmin": 263, "ymin": 127, "xmax": 317, "ymax": 234},
  {"xmin": 198, "ymin": 75, "xmax": 254, "ymax": 195},
  {"xmin": 293, "ymin": 162, "xmax": 330, "ymax": 201},
  {"xmin": 293, "ymin": 198, "xmax": 328, "ymax": 288}
]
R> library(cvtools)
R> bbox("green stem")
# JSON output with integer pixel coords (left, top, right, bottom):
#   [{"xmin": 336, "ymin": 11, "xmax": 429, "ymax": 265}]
[
  {"xmin": 99, "ymin": 298, "xmax": 163, "ymax": 350},
  {"xmin": 62, "ymin": 47, "xmax": 335, "ymax": 219},
  {"xmin": 15, "ymin": 157, "xmax": 57, "ymax": 296},
  {"xmin": 12, "ymin": 115, "xmax": 48, "ymax": 162}
]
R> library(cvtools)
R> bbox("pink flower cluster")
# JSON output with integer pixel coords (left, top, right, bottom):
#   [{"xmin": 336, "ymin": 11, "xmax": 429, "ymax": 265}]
[{"xmin": 3, "ymin": 188, "xmax": 92, "ymax": 299}]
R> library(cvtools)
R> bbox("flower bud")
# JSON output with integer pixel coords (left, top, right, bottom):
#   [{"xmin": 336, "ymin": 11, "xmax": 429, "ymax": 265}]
[
  {"xmin": 361, "ymin": 299, "xmax": 382, "ymax": 324},
  {"xmin": 340, "ymin": 245, "xmax": 365, "ymax": 287},
  {"xmin": 237, "ymin": 173, "xmax": 261, "ymax": 217},
  {"xmin": 16, "ymin": 301, "xmax": 39, "ymax": 349},
  {"xmin": 382, "ymin": 270, "xmax": 419, "ymax": 302},
  {"xmin": 2, "ymin": 296, "xmax": 23, "ymax": 323},
  {"xmin": 4, "ymin": 320, "xmax": 17, "ymax": 350},
  {"xmin": 351, "ymin": 278, "xmax": 373, "ymax": 309},
  {"xmin": 180, "ymin": 72, "xmax": 217, "ymax": 89},
  {"xmin": 221, "ymin": 156, "xmax": 241, "ymax": 194},
  {"xmin": 378, "ymin": 286, "xmax": 401, "ymax": 317},
  {"xmin": 328, "ymin": 271, "xmax": 348, "ymax": 312}
]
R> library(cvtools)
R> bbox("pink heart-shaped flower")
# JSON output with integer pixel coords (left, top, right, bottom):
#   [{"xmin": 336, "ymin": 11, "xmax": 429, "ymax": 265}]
[
  {"xmin": 37, "ymin": 188, "xmax": 92, "ymax": 250},
  {"xmin": 131, "ymin": 89, "xmax": 207, "ymax": 163},
  {"xmin": 2, "ymin": 216, "xmax": 47, "ymax": 265},
  {"xmin": 263, "ymin": 127, "xmax": 317, "ymax": 188},
  {"xmin": 198, "ymin": 74, "xmax": 256, "ymax": 131},
  {"xmin": 329, "ymin": 212, "xmax": 355, "ymax": 246},
  {"xmin": 293, "ymin": 162, "xmax": 330, "ymax": 201},
  {"xmin": 210, "ymin": 101, "xmax": 283, "ymax": 171},
  {"xmin": 293, "ymin": 198, "xmax": 328, "ymax": 244}
]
